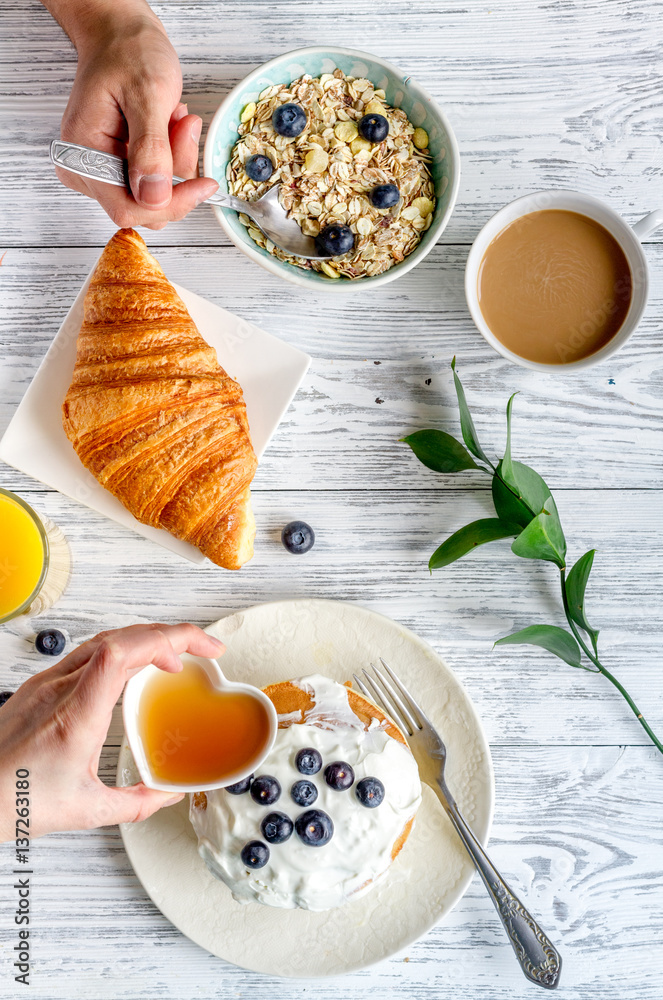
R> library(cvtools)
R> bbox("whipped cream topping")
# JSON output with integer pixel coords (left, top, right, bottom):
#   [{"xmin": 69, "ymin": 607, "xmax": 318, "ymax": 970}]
[{"xmin": 190, "ymin": 674, "xmax": 422, "ymax": 911}]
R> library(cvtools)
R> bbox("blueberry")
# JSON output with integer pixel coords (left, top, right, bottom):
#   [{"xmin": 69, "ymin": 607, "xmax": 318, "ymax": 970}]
[
  {"xmin": 314, "ymin": 224, "xmax": 355, "ymax": 258},
  {"xmin": 241, "ymin": 840, "xmax": 270, "ymax": 869},
  {"xmin": 261, "ymin": 811, "xmax": 294, "ymax": 844},
  {"xmin": 358, "ymin": 113, "xmax": 389, "ymax": 143},
  {"xmin": 281, "ymin": 521, "xmax": 315, "ymax": 555},
  {"xmin": 244, "ymin": 154, "xmax": 274, "ymax": 182},
  {"xmin": 370, "ymin": 183, "xmax": 400, "ymax": 210},
  {"xmin": 295, "ymin": 748, "xmax": 322, "ymax": 775},
  {"xmin": 35, "ymin": 629, "xmax": 66, "ymax": 656},
  {"xmin": 324, "ymin": 761, "xmax": 355, "ymax": 791},
  {"xmin": 272, "ymin": 103, "xmax": 307, "ymax": 138},
  {"xmin": 295, "ymin": 809, "xmax": 334, "ymax": 847},
  {"xmin": 0, "ymin": 691, "xmax": 13, "ymax": 708},
  {"xmin": 291, "ymin": 779, "xmax": 318, "ymax": 807},
  {"xmin": 250, "ymin": 775, "xmax": 281, "ymax": 805},
  {"xmin": 225, "ymin": 774, "xmax": 253, "ymax": 795},
  {"xmin": 355, "ymin": 776, "xmax": 385, "ymax": 808}
]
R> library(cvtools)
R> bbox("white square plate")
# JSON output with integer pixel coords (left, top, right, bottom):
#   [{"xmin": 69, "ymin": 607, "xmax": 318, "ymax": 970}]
[{"xmin": 0, "ymin": 270, "xmax": 311, "ymax": 562}]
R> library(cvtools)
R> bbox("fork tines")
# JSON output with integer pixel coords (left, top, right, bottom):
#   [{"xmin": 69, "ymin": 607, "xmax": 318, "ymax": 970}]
[{"xmin": 353, "ymin": 658, "xmax": 423, "ymax": 737}]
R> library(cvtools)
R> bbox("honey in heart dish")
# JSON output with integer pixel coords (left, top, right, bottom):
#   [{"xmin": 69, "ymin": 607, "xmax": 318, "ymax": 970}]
[
  {"xmin": 477, "ymin": 209, "xmax": 632, "ymax": 364},
  {"xmin": 138, "ymin": 659, "xmax": 272, "ymax": 785}
]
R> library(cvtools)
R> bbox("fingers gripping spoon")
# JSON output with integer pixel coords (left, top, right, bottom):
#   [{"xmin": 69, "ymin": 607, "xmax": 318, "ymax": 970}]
[{"xmin": 49, "ymin": 139, "xmax": 328, "ymax": 259}]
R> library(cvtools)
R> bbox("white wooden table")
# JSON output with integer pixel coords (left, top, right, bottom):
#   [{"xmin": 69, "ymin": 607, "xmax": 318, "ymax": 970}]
[{"xmin": 2, "ymin": 1, "xmax": 663, "ymax": 997}]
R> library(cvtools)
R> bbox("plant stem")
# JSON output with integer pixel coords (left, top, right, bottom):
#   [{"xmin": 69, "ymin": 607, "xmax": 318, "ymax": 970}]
[{"xmin": 560, "ymin": 569, "xmax": 663, "ymax": 754}]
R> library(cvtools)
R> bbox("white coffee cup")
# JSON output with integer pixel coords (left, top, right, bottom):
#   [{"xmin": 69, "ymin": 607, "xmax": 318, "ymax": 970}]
[{"xmin": 464, "ymin": 190, "xmax": 663, "ymax": 372}]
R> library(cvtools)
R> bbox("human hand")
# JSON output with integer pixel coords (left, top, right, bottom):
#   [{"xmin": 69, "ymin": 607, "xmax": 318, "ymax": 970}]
[
  {"xmin": 53, "ymin": 5, "xmax": 218, "ymax": 229},
  {"xmin": 0, "ymin": 623, "xmax": 225, "ymax": 840}
]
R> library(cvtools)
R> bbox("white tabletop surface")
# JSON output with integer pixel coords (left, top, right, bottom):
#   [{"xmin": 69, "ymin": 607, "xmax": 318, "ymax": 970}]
[{"xmin": 1, "ymin": 1, "xmax": 662, "ymax": 998}]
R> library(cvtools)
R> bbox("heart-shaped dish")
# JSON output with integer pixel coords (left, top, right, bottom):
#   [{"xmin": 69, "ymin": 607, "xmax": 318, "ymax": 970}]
[{"xmin": 122, "ymin": 654, "xmax": 278, "ymax": 794}]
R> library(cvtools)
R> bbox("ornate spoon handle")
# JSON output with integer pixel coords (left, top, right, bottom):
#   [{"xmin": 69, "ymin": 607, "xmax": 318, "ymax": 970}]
[
  {"xmin": 435, "ymin": 782, "xmax": 562, "ymax": 989},
  {"xmin": 48, "ymin": 140, "xmax": 245, "ymax": 210}
]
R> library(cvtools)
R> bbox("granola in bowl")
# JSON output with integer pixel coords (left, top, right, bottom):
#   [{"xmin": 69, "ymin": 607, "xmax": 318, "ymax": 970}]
[{"xmin": 226, "ymin": 68, "xmax": 437, "ymax": 280}]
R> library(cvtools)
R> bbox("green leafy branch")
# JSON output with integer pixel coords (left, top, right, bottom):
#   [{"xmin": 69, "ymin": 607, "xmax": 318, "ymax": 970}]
[{"xmin": 401, "ymin": 358, "xmax": 662, "ymax": 755}]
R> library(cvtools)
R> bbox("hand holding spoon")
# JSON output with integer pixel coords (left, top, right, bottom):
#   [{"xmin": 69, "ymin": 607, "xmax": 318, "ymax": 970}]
[{"xmin": 49, "ymin": 139, "xmax": 327, "ymax": 259}]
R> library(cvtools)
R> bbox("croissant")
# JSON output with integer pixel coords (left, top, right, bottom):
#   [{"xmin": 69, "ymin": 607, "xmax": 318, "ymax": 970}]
[{"xmin": 62, "ymin": 228, "xmax": 257, "ymax": 569}]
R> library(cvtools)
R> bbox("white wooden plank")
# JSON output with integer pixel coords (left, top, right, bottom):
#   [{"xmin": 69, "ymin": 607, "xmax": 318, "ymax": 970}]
[
  {"xmin": 7, "ymin": 745, "xmax": 661, "ymax": 999},
  {"xmin": 1, "ymin": 488, "xmax": 661, "ymax": 747},
  {"xmin": 1, "ymin": 1, "xmax": 662, "ymax": 996},
  {"xmin": 1, "ymin": 246, "xmax": 662, "ymax": 491},
  {"xmin": 1, "ymin": 1, "xmax": 662, "ymax": 245}
]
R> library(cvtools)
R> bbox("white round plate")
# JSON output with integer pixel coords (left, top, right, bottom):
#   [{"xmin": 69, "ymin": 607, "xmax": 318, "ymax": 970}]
[{"xmin": 117, "ymin": 599, "xmax": 494, "ymax": 977}]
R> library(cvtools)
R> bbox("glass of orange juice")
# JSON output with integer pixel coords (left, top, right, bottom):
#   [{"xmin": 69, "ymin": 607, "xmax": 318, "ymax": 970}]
[{"xmin": 0, "ymin": 488, "xmax": 70, "ymax": 624}]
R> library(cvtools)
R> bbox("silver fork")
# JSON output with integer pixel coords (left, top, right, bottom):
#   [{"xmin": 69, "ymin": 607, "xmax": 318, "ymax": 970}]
[{"xmin": 354, "ymin": 659, "xmax": 562, "ymax": 990}]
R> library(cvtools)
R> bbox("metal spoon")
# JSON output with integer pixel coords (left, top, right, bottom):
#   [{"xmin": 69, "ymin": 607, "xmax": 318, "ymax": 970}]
[{"xmin": 49, "ymin": 139, "xmax": 327, "ymax": 259}]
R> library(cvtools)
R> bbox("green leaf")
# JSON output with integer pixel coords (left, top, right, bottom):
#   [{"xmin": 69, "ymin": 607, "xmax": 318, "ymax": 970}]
[
  {"xmin": 511, "ymin": 496, "xmax": 567, "ymax": 567},
  {"xmin": 500, "ymin": 392, "xmax": 519, "ymax": 484},
  {"xmin": 495, "ymin": 624, "xmax": 582, "ymax": 667},
  {"xmin": 498, "ymin": 458, "xmax": 550, "ymax": 517},
  {"xmin": 450, "ymin": 358, "xmax": 492, "ymax": 467},
  {"xmin": 496, "ymin": 460, "xmax": 566, "ymax": 558},
  {"xmin": 566, "ymin": 549, "xmax": 600, "ymax": 651},
  {"xmin": 429, "ymin": 518, "xmax": 522, "ymax": 570},
  {"xmin": 401, "ymin": 429, "xmax": 480, "ymax": 474},
  {"xmin": 491, "ymin": 468, "xmax": 534, "ymax": 529}
]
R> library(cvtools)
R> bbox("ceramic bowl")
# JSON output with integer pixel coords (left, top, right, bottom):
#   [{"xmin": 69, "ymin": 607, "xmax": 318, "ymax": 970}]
[
  {"xmin": 203, "ymin": 45, "xmax": 460, "ymax": 290},
  {"xmin": 122, "ymin": 654, "xmax": 278, "ymax": 793}
]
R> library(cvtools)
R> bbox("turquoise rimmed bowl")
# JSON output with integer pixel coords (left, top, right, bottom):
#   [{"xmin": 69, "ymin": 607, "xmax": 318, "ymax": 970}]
[{"xmin": 203, "ymin": 46, "xmax": 460, "ymax": 290}]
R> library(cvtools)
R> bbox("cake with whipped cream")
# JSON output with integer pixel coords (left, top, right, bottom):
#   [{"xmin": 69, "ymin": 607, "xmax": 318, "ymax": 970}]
[{"xmin": 189, "ymin": 674, "xmax": 422, "ymax": 911}]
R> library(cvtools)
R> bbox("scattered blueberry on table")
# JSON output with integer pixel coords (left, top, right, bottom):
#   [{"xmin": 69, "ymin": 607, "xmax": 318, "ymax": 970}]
[
  {"xmin": 250, "ymin": 775, "xmax": 281, "ymax": 805},
  {"xmin": 272, "ymin": 103, "xmax": 307, "ymax": 138},
  {"xmin": 35, "ymin": 628, "xmax": 66, "ymax": 656},
  {"xmin": 295, "ymin": 808, "xmax": 334, "ymax": 847},
  {"xmin": 261, "ymin": 811, "xmax": 294, "ymax": 844},
  {"xmin": 370, "ymin": 183, "xmax": 400, "ymax": 209},
  {"xmin": 295, "ymin": 747, "xmax": 322, "ymax": 774},
  {"xmin": 314, "ymin": 224, "xmax": 355, "ymax": 257},
  {"xmin": 355, "ymin": 776, "xmax": 385, "ymax": 808},
  {"xmin": 281, "ymin": 520, "xmax": 315, "ymax": 554},
  {"xmin": 291, "ymin": 779, "xmax": 318, "ymax": 807},
  {"xmin": 324, "ymin": 761, "xmax": 355, "ymax": 791},
  {"xmin": 0, "ymin": 691, "xmax": 14, "ymax": 708},
  {"xmin": 244, "ymin": 154, "xmax": 274, "ymax": 182},
  {"xmin": 225, "ymin": 774, "xmax": 253, "ymax": 794},
  {"xmin": 358, "ymin": 113, "xmax": 389, "ymax": 143},
  {"xmin": 241, "ymin": 840, "xmax": 270, "ymax": 869}
]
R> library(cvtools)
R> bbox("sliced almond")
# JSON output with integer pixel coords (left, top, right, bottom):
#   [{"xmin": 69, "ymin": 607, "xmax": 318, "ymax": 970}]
[
  {"xmin": 334, "ymin": 120, "xmax": 359, "ymax": 143},
  {"xmin": 304, "ymin": 147, "xmax": 330, "ymax": 173},
  {"xmin": 350, "ymin": 137, "xmax": 372, "ymax": 156},
  {"xmin": 411, "ymin": 196, "xmax": 434, "ymax": 217}
]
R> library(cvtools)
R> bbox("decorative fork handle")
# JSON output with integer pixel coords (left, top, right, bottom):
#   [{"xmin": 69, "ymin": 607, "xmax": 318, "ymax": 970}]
[
  {"xmin": 48, "ymin": 140, "xmax": 245, "ymax": 211},
  {"xmin": 435, "ymin": 782, "xmax": 562, "ymax": 989}
]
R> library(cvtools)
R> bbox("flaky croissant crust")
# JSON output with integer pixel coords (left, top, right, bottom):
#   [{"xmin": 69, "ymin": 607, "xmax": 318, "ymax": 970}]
[{"xmin": 62, "ymin": 228, "xmax": 257, "ymax": 569}]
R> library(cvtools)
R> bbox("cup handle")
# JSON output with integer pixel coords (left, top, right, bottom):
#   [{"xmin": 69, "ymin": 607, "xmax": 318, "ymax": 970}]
[{"xmin": 631, "ymin": 210, "xmax": 663, "ymax": 241}]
